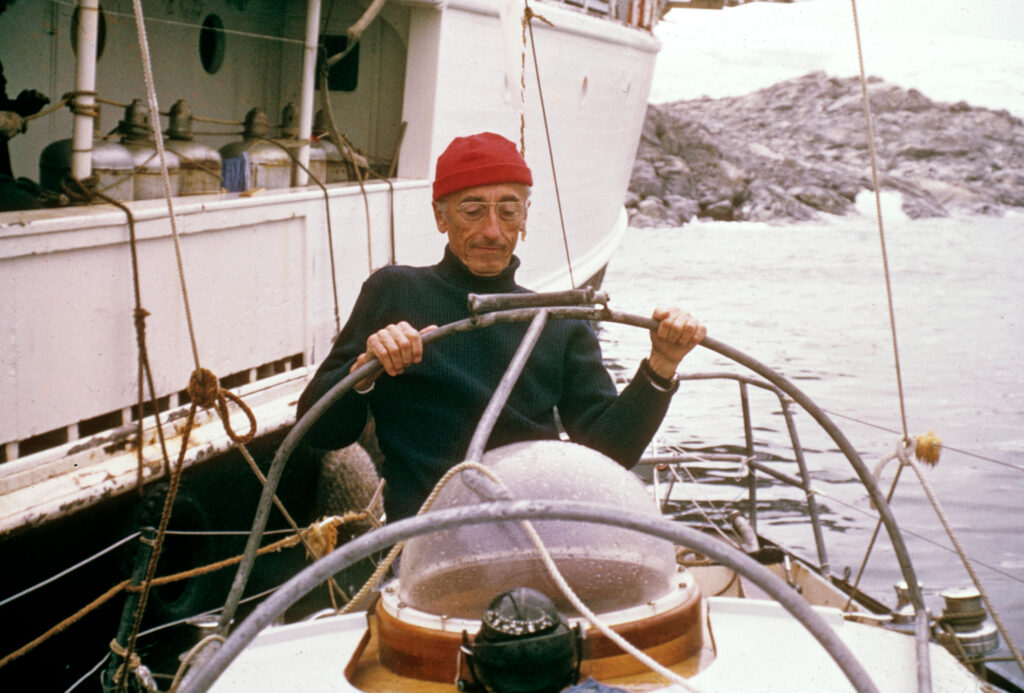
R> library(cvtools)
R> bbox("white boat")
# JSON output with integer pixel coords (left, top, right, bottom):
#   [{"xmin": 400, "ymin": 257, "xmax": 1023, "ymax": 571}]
[
  {"xmin": 3, "ymin": 1, "xmax": 1022, "ymax": 692},
  {"xmin": 0, "ymin": 0, "xmax": 664, "ymax": 688},
  {"xmin": 0, "ymin": 0, "xmax": 654, "ymax": 545},
  {"xmin": 165, "ymin": 303, "xmax": 1023, "ymax": 693}
]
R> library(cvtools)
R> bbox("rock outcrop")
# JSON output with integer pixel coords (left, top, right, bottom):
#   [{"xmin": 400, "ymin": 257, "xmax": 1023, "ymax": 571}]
[{"xmin": 628, "ymin": 72, "xmax": 1024, "ymax": 226}]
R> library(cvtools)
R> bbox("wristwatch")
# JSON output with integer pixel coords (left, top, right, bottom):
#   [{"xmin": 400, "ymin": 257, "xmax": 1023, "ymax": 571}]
[{"xmin": 640, "ymin": 358, "xmax": 679, "ymax": 393}]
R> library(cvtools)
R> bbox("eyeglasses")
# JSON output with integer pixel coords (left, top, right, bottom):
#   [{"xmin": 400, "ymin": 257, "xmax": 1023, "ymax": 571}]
[{"xmin": 454, "ymin": 200, "xmax": 525, "ymax": 223}]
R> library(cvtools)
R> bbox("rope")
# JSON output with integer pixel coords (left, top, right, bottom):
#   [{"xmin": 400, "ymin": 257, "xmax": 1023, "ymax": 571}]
[
  {"xmin": 131, "ymin": 0, "xmax": 201, "ymax": 371},
  {"xmin": 0, "ymin": 579, "xmax": 131, "ymax": 670},
  {"xmin": 848, "ymin": 5, "xmax": 1021, "ymax": 678},
  {"xmin": 820, "ymin": 408, "xmax": 1024, "ymax": 474},
  {"xmin": 518, "ymin": 2, "xmax": 529, "ymax": 155},
  {"xmin": 107, "ymin": 638, "xmax": 147, "ymax": 691},
  {"xmin": 187, "ymin": 369, "xmax": 257, "ymax": 445},
  {"xmin": 62, "ymin": 177, "xmax": 177, "ymax": 484},
  {"xmin": 168, "ymin": 635, "xmax": 225, "ymax": 693},
  {"xmin": 901, "ymin": 452, "xmax": 1024, "ymax": 675},
  {"xmin": 247, "ymin": 135, "xmax": 342, "ymax": 333},
  {"xmin": 0, "ymin": 513, "xmax": 369, "ymax": 670},
  {"xmin": 523, "ymin": 2, "xmax": 575, "ymax": 287},
  {"xmin": 849, "ymin": 0, "xmax": 909, "ymax": 443}
]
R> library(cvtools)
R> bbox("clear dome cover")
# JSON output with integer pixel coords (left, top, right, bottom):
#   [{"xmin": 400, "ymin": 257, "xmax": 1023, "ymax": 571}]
[{"xmin": 398, "ymin": 441, "xmax": 677, "ymax": 619}]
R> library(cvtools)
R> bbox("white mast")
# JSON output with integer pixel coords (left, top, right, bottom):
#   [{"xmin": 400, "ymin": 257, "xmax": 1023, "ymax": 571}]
[
  {"xmin": 71, "ymin": 0, "xmax": 100, "ymax": 180},
  {"xmin": 295, "ymin": 0, "xmax": 323, "ymax": 186}
]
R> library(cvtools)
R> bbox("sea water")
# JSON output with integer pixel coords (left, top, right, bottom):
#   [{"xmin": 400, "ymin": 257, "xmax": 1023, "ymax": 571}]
[{"xmin": 597, "ymin": 204, "xmax": 1024, "ymax": 684}]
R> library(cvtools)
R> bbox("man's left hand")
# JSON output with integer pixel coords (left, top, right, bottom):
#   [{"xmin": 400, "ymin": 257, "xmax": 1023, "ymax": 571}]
[{"xmin": 648, "ymin": 306, "xmax": 705, "ymax": 380}]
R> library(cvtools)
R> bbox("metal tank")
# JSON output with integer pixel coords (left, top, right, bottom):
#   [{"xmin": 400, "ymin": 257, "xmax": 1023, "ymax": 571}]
[
  {"xmin": 278, "ymin": 102, "xmax": 327, "ymax": 186},
  {"xmin": 119, "ymin": 99, "xmax": 180, "ymax": 200},
  {"xmin": 218, "ymin": 107, "xmax": 291, "ymax": 191},
  {"xmin": 313, "ymin": 109, "xmax": 351, "ymax": 183},
  {"xmin": 164, "ymin": 99, "xmax": 222, "ymax": 196},
  {"xmin": 38, "ymin": 105, "xmax": 134, "ymax": 202}
]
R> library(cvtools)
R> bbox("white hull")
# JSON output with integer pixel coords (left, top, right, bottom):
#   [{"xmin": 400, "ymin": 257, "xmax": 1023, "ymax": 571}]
[{"xmin": 0, "ymin": 0, "xmax": 658, "ymax": 536}]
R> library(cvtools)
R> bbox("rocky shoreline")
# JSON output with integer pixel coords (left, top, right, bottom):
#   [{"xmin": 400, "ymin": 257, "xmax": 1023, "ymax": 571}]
[{"xmin": 627, "ymin": 72, "xmax": 1024, "ymax": 227}]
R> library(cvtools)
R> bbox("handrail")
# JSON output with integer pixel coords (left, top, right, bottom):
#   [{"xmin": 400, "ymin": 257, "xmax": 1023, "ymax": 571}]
[
  {"xmin": 178, "ymin": 500, "xmax": 881, "ymax": 693},
  {"xmin": 209, "ymin": 303, "xmax": 929, "ymax": 681},
  {"xmin": 646, "ymin": 370, "xmax": 831, "ymax": 574}
]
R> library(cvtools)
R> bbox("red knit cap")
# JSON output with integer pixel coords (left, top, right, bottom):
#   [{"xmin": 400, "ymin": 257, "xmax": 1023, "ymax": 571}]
[{"xmin": 432, "ymin": 132, "xmax": 533, "ymax": 201}]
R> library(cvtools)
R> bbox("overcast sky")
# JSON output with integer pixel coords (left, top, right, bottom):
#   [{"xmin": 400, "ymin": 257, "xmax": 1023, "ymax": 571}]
[{"xmin": 651, "ymin": 0, "xmax": 1024, "ymax": 115}]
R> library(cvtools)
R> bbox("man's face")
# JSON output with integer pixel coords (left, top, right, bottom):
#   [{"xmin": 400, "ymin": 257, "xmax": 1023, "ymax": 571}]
[{"xmin": 434, "ymin": 183, "xmax": 530, "ymax": 277}]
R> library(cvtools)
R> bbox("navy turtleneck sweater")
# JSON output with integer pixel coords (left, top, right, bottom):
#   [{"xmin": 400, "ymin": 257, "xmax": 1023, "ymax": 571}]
[{"xmin": 297, "ymin": 246, "xmax": 674, "ymax": 521}]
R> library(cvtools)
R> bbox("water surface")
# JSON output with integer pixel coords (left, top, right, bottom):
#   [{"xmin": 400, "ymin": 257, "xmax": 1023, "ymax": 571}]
[{"xmin": 598, "ymin": 208, "xmax": 1024, "ymax": 683}]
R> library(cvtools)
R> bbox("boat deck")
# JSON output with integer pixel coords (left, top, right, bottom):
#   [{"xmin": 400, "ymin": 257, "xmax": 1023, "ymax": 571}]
[{"xmin": 208, "ymin": 570, "xmax": 988, "ymax": 692}]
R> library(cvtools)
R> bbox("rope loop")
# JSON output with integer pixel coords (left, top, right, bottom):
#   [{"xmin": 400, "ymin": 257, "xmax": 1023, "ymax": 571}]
[
  {"xmin": 216, "ymin": 389, "xmax": 258, "ymax": 444},
  {"xmin": 187, "ymin": 368, "xmax": 258, "ymax": 444}
]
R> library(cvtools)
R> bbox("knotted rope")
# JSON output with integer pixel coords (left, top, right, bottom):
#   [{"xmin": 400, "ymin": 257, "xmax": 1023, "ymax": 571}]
[{"xmin": 187, "ymin": 368, "xmax": 257, "ymax": 445}]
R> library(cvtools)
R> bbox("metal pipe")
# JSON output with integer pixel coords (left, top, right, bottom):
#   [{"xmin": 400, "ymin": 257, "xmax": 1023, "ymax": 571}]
[
  {"xmin": 295, "ymin": 0, "xmax": 322, "ymax": 186},
  {"xmin": 216, "ymin": 303, "xmax": 929, "ymax": 669},
  {"xmin": 782, "ymin": 398, "xmax": 831, "ymax": 575},
  {"xmin": 740, "ymin": 380, "xmax": 757, "ymax": 534},
  {"xmin": 71, "ymin": 0, "xmax": 100, "ymax": 180},
  {"xmin": 468, "ymin": 289, "xmax": 608, "ymax": 314},
  {"xmin": 178, "ymin": 500, "xmax": 880, "ymax": 693},
  {"xmin": 464, "ymin": 309, "xmax": 549, "ymax": 462}
]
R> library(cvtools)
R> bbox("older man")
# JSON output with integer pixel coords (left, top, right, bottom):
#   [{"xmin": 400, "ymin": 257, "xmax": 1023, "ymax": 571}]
[{"xmin": 298, "ymin": 132, "xmax": 704, "ymax": 522}]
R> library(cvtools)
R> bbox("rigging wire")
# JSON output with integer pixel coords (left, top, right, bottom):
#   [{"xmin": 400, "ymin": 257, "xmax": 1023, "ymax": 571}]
[
  {"xmin": 822, "ymin": 407, "xmax": 1024, "ymax": 474},
  {"xmin": 523, "ymin": 1, "xmax": 576, "ymax": 288},
  {"xmin": 848, "ymin": 6, "xmax": 1024, "ymax": 674},
  {"xmin": 0, "ymin": 532, "xmax": 141, "ymax": 609},
  {"xmin": 849, "ymin": 0, "xmax": 909, "ymax": 444},
  {"xmin": 52, "ymin": 0, "xmax": 306, "ymax": 46}
]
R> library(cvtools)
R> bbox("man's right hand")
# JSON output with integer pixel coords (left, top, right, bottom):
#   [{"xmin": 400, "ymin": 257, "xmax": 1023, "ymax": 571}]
[{"xmin": 349, "ymin": 322, "xmax": 438, "ymax": 390}]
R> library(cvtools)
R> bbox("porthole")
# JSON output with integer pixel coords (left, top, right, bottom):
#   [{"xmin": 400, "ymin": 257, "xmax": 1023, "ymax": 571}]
[
  {"xmin": 199, "ymin": 14, "xmax": 226, "ymax": 75},
  {"xmin": 70, "ymin": 5, "xmax": 107, "ymax": 61}
]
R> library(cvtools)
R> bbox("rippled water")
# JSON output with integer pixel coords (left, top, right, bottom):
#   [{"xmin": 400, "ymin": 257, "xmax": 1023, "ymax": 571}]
[{"xmin": 597, "ymin": 205, "xmax": 1024, "ymax": 683}]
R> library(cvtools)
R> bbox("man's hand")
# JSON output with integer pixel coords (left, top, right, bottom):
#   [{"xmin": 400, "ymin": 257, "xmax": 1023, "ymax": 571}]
[
  {"xmin": 13, "ymin": 89, "xmax": 49, "ymax": 117},
  {"xmin": 0, "ymin": 111, "xmax": 25, "ymax": 138},
  {"xmin": 349, "ymin": 322, "xmax": 438, "ymax": 390},
  {"xmin": 648, "ymin": 307, "xmax": 705, "ymax": 380}
]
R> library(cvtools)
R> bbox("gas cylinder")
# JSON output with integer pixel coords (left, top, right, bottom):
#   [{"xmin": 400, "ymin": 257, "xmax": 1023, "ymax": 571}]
[
  {"xmin": 38, "ymin": 105, "xmax": 134, "ymax": 201},
  {"xmin": 218, "ymin": 107, "xmax": 290, "ymax": 191},
  {"xmin": 119, "ymin": 99, "xmax": 180, "ymax": 200},
  {"xmin": 279, "ymin": 102, "xmax": 327, "ymax": 186},
  {"xmin": 165, "ymin": 99, "xmax": 222, "ymax": 195}
]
